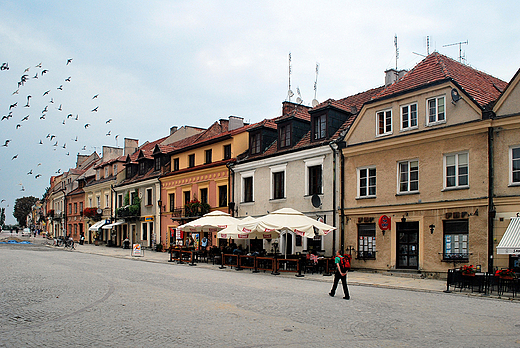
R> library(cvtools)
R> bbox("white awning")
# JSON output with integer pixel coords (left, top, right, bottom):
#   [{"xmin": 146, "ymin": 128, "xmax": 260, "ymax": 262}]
[
  {"xmin": 102, "ymin": 220, "xmax": 125, "ymax": 229},
  {"xmin": 497, "ymin": 217, "xmax": 520, "ymax": 254},
  {"xmin": 89, "ymin": 220, "xmax": 107, "ymax": 231}
]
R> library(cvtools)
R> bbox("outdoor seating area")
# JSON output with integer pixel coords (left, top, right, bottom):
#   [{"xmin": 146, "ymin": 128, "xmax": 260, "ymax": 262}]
[
  {"xmin": 446, "ymin": 268, "xmax": 519, "ymax": 298},
  {"xmin": 168, "ymin": 247, "xmax": 336, "ymax": 276}
]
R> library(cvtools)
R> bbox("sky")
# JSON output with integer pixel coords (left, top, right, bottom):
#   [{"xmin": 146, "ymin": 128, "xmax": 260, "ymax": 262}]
[{"xmin": 1, "ymin": 1, "xmax": 519, "ymax": 225}]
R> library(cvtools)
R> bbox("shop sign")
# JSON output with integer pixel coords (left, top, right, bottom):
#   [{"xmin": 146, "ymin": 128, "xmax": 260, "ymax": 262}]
[
  {"xmin": 144, "ymin": 216, "xmax": 154, "ymax": 222},
  {"xmin": 132, "ymin": 243, "xmax": 143, "ymax": 257},
  {"xmin": 378, "ymin": 215, "xmax": 391, "ymax": 230}
]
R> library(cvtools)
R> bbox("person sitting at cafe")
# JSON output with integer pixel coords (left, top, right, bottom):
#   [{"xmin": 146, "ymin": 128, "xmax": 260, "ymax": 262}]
[{"xmin": 233, "ymin": 245, "xmax": 243, "ymax": 255}]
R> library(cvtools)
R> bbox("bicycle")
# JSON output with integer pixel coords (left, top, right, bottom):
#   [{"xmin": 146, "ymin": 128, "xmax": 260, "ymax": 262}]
[{"xmin": 63, "ymin": 238, "xmax": 75, "ymax": 250}]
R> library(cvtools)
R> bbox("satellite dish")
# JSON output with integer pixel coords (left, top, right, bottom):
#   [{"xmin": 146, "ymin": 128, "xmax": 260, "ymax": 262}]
[
  {"xmin": 96, "ymin": 208, "xmax": 102, "ymax": 214},
  {"xmin": 312, "ymin": 99, "xmax": 319, "ymax": 107},
  {"xmin": 296, "ymin": 97, "xmax": 303, "ymax": 104},
  {"xmin": 451, "ymin": 88, "xmax": 462, "ymax": 104},
  {"xmin": 311, "ymin": 194, "xmax": 321, "ymax": 208},
  {"xmin": 288, "ymin": 90, "xmax": 294, "ymax": 97}
]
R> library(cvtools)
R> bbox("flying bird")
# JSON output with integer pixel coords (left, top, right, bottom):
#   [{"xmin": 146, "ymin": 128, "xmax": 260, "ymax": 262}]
[
  {"xmin": 40, "ymin": 115, "xmax": 46, "ymax": 120},
  {"xmin": 62, "ymin": 143, "xmax": 66, "ymax": 149},
  {"xmin": 91, "ymin": 106, "xmax": 98, "ymax": 112},
  {"xmin": 56, "ymin": 169, "xmax": 61, "ymax": 173},
  {"xmin": 23, "ymin": 67, "xmax": 30, "ymax": 73},
  {"xmin": 2, "ymin": 139, "xmax": 10, "ymax": 147},
  {"xmin": 81, "ymin": 146, "xmax": 86, "ymax": 150},
  {"xmin": 12, "ymin": 154, "xmax": 18, "ymax": 160},
  {"xmin": 27, "ymin": 170, "xmax": 32, "ymax": 175},
  {"xmin": 35, "ymin": 62, "xmax": 42, "ymax": 68},
  {"xmin": 24, "ymin": 95, "xmax": 31, "ymax": 107},
  {"xmin": 66, "ymin": 152, "xmax": 69, "ymax": 156},
  {"xmin": 57, "ymin": 85, "xmax": 63, "ymax": 90},
  {"xmin": 37, "ymin": 163, "xmax": 41, "ymax": 166},
  {"xmin": 106, "ymin": 118, "xmax": 112, "ymax": 123},
  {"xmin": 50, "ymin": 135, "xmax": 55, "ymax": 140},
  {"xmin": 39, "ymin": 140, "xmax": 43, "ymax": 144},
  {"xmin": 9, "ymin": 102, "xmax": 17, "ymax": 110},
  {"xmin": 33, "ymin": 73, "xmax": 38, "ymax": 79},
  {"xmin": 66, "ymin": 58, "xmax": 73, "ymax": 65},
  {"xmin": 12, "ymin": 89, "xmax": 19, "ymax": 95},
  {"xmin": 21, "ymin": 115, "xmax": 29, "ymax": 122},
  {"xmin": 43, "ymin": 90, "xmax": 50, "ymax": 96},
  {"xmin": 74, "ymin": 115, "xmax": 79, "ymax": 120},
  {"xmin": 92, "ymin": 94, "xmax": 99, "ymax": 99},
  {"xmin": 2, "ymin": 113, "xmax": 12, "ymax": 121},
  {"xmin": 53, "ymin": 141, "xmax": 58, "ymax": 146},
  {"xmin": 16, "ymin": 124, "xmax": 21, "ymax": 129},
  {"xmin": 35, "ymin": 174, "xmax": 41, "ymax": 179},
  {"xmin": 106, "ymin": 131, "xmax": 111, "ymax": 136},
  {"xmin": 62, "ymin": 120, "xmax": 66, "ymax": 125},
  {"xmin": 73, "ymin": 136, "xmax": 78, "ymax": 142},
  {"xmin": 0, "ymin": 199, "xmax": 5, "ymax": 203},
  {"xmin": 42, "ymin": 105, "xmax": 48, "ymax": 113},
  {"xmin": 84, "ymin": 123, "xmax": 90, "ymax": 129},
  {"xmin": 57, "ymin": 104, "xmax": 62, "ymax": 111},
  {"xmin": 41, "ymin": 69, "xmax": 49, "ymax": 75},
  {"xmin": 49, "ymin": 98, "xmax": 54, "ymax": 103},
  {"xmin": 0, "ymin": 62, "xmax": 9, "ymax": 70},
  {"xmin": 46, "ymin": 134, "xmax": 51, "ymax": 138},
  {"xmin": 20, "ymin": 186, "xmax": 25, "ymax": 191},
  {"xmin": 65, "ymin": 76, "xmax": 71, "ymax": 82}
]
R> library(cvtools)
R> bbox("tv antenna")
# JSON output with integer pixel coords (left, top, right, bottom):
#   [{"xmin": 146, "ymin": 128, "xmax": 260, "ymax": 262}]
[
  {"xmin": 296, "ymin": 87, "xmax": 303, "ymax": 104},
  {"xmin": 443, "ymin": 40, "xmax": 468, "ymax": 63},
  {"xmin": 394, "ymin": 34, "xmax": 399, "ymax": 69},
  {"xmin": 413, "ymin": 36, "xmax": 431, "ymax": 58},
  {"xmin": 312, "ymin": 63, "xmax": 319, "ymax": 107},
  {"xmin": 287, "ymin": 53, "xmax": 294, "ymax": 101}
]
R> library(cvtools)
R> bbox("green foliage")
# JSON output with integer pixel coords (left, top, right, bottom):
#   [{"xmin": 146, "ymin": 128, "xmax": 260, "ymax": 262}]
[
  {"xmin": 13, "ymin": 196, "xmax": 38, "ymax": 227},
  {"xmin": 116, "ymin": 189, "xmax": 141, "ymax": 217},
  {"xmin": 184, "ymin": 199, "xmax": 211, "ymax": 217},
  {"xmin": 0, "ymin": 208, "xmax": 5, "ymax": 228}
]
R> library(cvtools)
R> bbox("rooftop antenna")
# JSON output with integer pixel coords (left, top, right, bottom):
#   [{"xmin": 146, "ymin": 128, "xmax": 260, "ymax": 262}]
[
  {"xmin": 312, "ymin": 63, "xmax": 319, "ymax": 107},
  {"xmin": 394, "ymin": 34, "xmax": 399, "ymax": 70},
  {"xmin": 413, "ymin": 36, "xmax": 431, "ymax": 58},
  {"xmin": 287, "ymin": 53, "xmax": 294, "ymax": 101},
  {"xmin": 296, "ymin": 87, "xmax": 302, "ymax": 104},
  {"xmin": 443, "ymin": 40, "xmax": 468, "ymax": 63}
]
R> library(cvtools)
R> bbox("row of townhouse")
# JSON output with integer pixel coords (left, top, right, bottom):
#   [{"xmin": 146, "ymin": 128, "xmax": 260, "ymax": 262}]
[{"xmin": 41, "ymin": 52, "xmax": 520, "ymax": 277}]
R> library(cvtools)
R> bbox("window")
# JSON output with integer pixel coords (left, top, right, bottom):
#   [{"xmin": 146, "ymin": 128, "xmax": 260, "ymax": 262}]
[
  {"xmin": 131, "ymin": 191, "xmax": 138, "ymax": 205},
  {"xmin": 126, "ymin": 166, "xmax": 132, "ymax": 178},
  {"xmin": 218, "ymin": 185, "xmax": 227, "ymax": 207},
  {"xmin": 118, "ymin": 194, "xmax": 123, "ymax": 208},
  {"xmin": 200, "ymin": 188, "xmax": 208, "ymax": 205},
  {"xmin": 68, "ymin": 203, "xmax": 72, "ymax": 214},
  {"xmin": 173, "ymin": 158, "xmax": 179, "ymax": 171},
  {"xmin": 154, "ymin": 157, "xmax": 161, "ymax": 171},
  {"xmin": 188, "ymin": 154, "xmax": 195, "ymax": 168},
  {"xmin": 105, "ymin": 194, "xmax": 109, "ymax": 208},
  {"xmin": 146, "ymin": 188, "xmax": 152, "ymax": 206},
  {"xmin": 250, "ymin": 133, "xmax": 261, "ymax": 155},
  {"xmin": 113, "ymin": 164, "xmax": 118, "ymax": 174},
  {"xmin": 96, "ymin": 196, "xmax": 101, "ymax": 208},
  {"xmin": 358, "ymin": 167, "xmax": 376, "ymax": 197},
  {"xmin": 89, "ymin": 198, "xmax": 92, "ymax": 208},
  {"xmin": 273, "ymin": 171, "xmax": 285, "ymax": 199},
  {"xmin": 169, "ymin": 193, "xmax": 175, "ymax": 212},
  {"xmin": 139, "ymin": 161, "xmax": 145, "ymax": 174},
  {"xmin": 104, "ymin": 167, "xmax": 109, "ymax": 178},
  {"xmin": 376, "ymin": 109, "xmax": 392, "ymax": 136},
  {"xmin": 223, "ymin": 144, "xmax": 231, "ymax": 160},
  {"xmin": 427, "ymin": 96, "xmax": 445, "ymax": 124},
  {"xmin": 308, "ymin": 165, "xmax": 322, "ymax": 195},
  {"xmin": 183, "ymin": 191, "xmax": 191, "ymax": 205},
  {"xmin": 313, "ymin": 114, "xmax": 326, "ymax": 140},
  {"xmin": 243, "ymin": 177, "xmax": 253, "ymax": 202},
  {"xmin": 398, "ymin": 160, "xmax": 419, "ymax": 193},
  {"xmin": 401, "ymin": 103, "xmax": 417, "ymax": 130},
  {"xmin": 79, "ymin": 202, "xmax": 83, "ymax": 213},
  {"xmin": 74, "ymin": 203, "xmax": 77, "ymax": 214},
  {"xmin": 279, "ymin": 124, "xmax": 291, "ymax": 148},
  {"xmin": 205, "ymin": 149, "xmax": 212, "ymax": 164},
  {"xmin": 358, "ymin": 224, "xmax": 376, "ymax": 259},
  {"xmin": 96, "ymin": 170, "xmax": 100, "ymax": 180},
  {"xmin": 142, "ymin": 222, "xmax": 147, "ymax": 240},
  {"xmin": 510, "ymin": 146, "xmax": 520, "ymax": 184},
  {"xmin": 443, "ymin": 220, "xmax": 469, "ymax": 260},
  {"xmin": 444, "ymin": 152, "xmax": 468, "ymax": 188}
]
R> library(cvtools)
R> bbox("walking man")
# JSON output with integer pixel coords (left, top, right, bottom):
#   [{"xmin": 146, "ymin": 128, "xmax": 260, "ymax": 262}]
[{"xmin": 329, "ymin": 250, "xmax": 350, "ymax": 300}]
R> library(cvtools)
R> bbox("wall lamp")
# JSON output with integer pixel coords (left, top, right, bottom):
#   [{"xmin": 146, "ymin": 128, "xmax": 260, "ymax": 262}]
[{"xmin": 429, "ymin": 224, "xmax": 435, "ymax": 234}]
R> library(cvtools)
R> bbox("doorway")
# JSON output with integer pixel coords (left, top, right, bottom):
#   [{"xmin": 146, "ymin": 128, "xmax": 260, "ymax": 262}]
[{"xmin": 396, "ymin": 221, "xmax": 419, "ymax": 269}]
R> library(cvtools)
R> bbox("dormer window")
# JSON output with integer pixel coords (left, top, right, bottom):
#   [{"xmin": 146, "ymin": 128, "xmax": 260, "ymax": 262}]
[
  {"xmin": 139, "ymin": 161, "xmax": 145, "ymax": 175},
  {"xmin": 250, "ymin": 132, "xmax": 261, "ymax": 155},
  {"xmin": 313, "ymin": 114, "xmax": 326, "ymax": 140},
  {"xmin": 279, "ymin": 124, "xmax": 291, "ymax": 148},
  {"xmin": 104, "ymin": 167, "xmax": 109, "ymax": 178},
  {"xmin": 154, "ymin": 157, "xmax": 161, "ymax": 171}
]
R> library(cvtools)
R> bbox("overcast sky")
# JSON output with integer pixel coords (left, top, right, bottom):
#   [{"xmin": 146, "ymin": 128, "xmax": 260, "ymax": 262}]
[{"xmin": 1, "ymin": 1, "xmax": 519, "ymax": 225}]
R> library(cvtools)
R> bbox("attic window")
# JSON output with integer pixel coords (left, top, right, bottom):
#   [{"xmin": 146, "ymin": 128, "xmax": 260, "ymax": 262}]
[
  {"xmin": 313, "ymin": 114, "xmax": 326, "ymax": 140},
  {"xmin": 154, "ymin": 157, "xmax": 161, "ymax": 171},
  {"xmin": 250, "ymin": 133, "xmax": 261, "ymax": 154},
  {"xmin": 139, "ymin": 161, "xmax": 145, "ymax": 174},
  {"xmin": 279, "ymin": 124, "xmax": 291, "ymax": 148}
]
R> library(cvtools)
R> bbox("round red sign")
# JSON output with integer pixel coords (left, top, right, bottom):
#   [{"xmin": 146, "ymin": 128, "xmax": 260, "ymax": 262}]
[{"xmin": 378, "ymin": 215, "xmax": 391, "ymax": 230}]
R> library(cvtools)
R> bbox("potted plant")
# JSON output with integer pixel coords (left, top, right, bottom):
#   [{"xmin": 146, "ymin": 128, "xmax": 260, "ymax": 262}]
[
  {"xmin": 495, "ymin": 268, "xmax": 516, "ymax": 280},
  {"xmin": 461, "ymin": 264, "xmax": 476, "ymax": 276}
]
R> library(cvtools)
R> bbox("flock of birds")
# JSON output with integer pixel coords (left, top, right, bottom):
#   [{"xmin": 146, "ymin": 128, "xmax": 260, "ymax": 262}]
[{"xmin": 0, "ymin": 58, "xmax": 119, "ymax": 209}]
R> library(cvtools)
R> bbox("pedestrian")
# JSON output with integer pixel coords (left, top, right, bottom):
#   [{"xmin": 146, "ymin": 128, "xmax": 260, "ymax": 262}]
[{"xmin": 329, "ymin": 250, "xmax": 350, "ymax": 300}]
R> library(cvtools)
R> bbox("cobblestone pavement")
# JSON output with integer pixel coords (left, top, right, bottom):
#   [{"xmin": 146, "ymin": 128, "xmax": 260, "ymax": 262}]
[{"xmin": 1, "ymin": 233, "xmax": 520, "ymax": 347}]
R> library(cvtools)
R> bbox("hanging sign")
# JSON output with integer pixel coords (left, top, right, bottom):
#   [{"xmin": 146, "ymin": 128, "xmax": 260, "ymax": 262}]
[{"xmin": 378, "ymin": 215, "xmax": 391, "ymax": 231}]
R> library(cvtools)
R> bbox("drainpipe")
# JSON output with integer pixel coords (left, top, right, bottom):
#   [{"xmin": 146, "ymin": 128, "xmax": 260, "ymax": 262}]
[
  {"xmin": 226, "ymin": 162, "xmax": 235, "ymax": 217},
  {"xmin": 487, "ymin": 125, "xmax": 495, "ymax": 274},
  {"xmin": 340, "ymin": 145, "xmax": 345, "ymax": 255},
  {"xmin": 328, "ymin": 142, "xmax": 338, "ymax": 254}
]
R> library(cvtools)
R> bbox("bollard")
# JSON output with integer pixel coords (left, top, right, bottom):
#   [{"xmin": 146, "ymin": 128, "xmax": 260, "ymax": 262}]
[
  {"xmin": 252, "ymin": 256, "xmax": 259, "ymax": 273},
  {"xmin": 295, "ymin": 256, "xmax": 304, "ymax": 277},
  {"xmin": 219, "ymin": 251, "xmax": 226, "ymax": 269}
]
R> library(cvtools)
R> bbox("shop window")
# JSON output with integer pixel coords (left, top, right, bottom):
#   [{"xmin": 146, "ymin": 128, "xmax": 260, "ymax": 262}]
[
  {"xmin": 443, "ymin": 219, "xmax": 469, "ymax": 260},
  {"xmin": 358, "ymin": 224, "xmax": 376, "ymax": 259}
]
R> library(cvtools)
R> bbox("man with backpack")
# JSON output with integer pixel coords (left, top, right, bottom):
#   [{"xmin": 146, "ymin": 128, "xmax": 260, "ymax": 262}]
[{"xmin": 329, "ymin": 250, "xmax": 351, "ymax": 300}]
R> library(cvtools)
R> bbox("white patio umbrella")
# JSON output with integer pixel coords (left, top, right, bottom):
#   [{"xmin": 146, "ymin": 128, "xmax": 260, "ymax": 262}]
[
  {"xmin": 217, "ymin": 216, "xmax": 279, "ymax": 239},
  {"xmin": 177, "ymin": 210, "xmax": 241, "ymax": 233},
  {"xmin": 237, "ymin": 207, "xmax": 335, "ymax": 239}
]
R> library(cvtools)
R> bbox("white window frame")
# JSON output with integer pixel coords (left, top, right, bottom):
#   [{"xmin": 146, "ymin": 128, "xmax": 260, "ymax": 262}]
[
  {"xmin": 357, "ymin": 166, "xmax": 376, "ymax": 198},
  {"xmin": 443, "ymin": 152, "xmax": 469, "ymax": 189},
  {"xmin": 397, "ymin": 159, "xmax": 419, "ymax": 194},
  {"xmin": 240, "ymin": 170, "xmax": 255, "ymax": 203},
  {"xmin": 96, "ymin": 196, "xmax": 101, "ymax": 208},
  {"xmin": 510, "ymin": 146, "xmax": 520, "ymax": 186},
  {"xmin": 304, "ymin": 156, "xmax": 324, "ymax": 196},
  {"xmin": 376, "ymin": 109, "xmax": 392, "ymax": 136},
  {"xmin": 400, "ymin": 103, "xmax": 418, "ymax": 131},
  {"xmin": 426, "ymin": 96, "xmax": 446, "ymax": 125},
  {"xmin": 270, "ymin": 163, "xmax": 287, "ymax": 200}
]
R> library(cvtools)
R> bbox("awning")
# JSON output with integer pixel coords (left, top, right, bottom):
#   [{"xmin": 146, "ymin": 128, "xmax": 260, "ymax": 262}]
[
  {"xmin": 497, "ymin": 217, "xmax": 520, "ymax": 254},
  {"xmin": 102, "ymin": 220, "xmax": 125, "ymax": 229},
  {"xmin": 89, "ymin": 220, "xmax": 107, "ymax": 231}
]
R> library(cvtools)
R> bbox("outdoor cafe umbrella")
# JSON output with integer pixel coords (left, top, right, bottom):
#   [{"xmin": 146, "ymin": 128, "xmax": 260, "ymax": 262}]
[
  {"xmin": 177, "ymin": 210, "xmax": 241, "ymax": 233},
  {"xmin": 237, "ymin": 207, "xmax": 335, "ymax": 239},
  {"xmin": 217, "ymin": 216, "xmax": 279, "ymax": 240}
]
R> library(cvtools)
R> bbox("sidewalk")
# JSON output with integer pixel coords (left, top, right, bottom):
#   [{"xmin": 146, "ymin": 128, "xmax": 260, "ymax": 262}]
[{"xmin": 67, "ymin": 242, "xmax": 450, "ymax": 293}]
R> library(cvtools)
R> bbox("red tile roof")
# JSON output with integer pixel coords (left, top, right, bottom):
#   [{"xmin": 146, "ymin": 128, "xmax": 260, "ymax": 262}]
[{"xmin": 374, "ymin": 52, "xmax": 507, "ymax": 108}]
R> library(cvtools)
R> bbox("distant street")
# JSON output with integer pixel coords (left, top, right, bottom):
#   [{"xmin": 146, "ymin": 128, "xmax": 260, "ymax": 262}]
[{"xmin": 1, "ymin": 234, "xmax": 520, "ymax": 347}]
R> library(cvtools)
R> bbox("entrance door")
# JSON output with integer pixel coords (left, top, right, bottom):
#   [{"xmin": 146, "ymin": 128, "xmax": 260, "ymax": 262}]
[
  {"xmin": 396, "ymin": 221, "xmax": 419, "ymax": 269},
  {"xmin": 282, "ymin": 232, "xmax": 293, "ymax": 255}
]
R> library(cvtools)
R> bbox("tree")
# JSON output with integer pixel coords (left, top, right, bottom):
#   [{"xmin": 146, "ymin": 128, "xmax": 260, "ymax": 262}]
[
  {"xmin": 0, "ymin": 208, "xmax": 5, "ymax": 228},
  {"xmin": 13, "ymin": 196, "xmax": 38, "ymax": 227}
]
